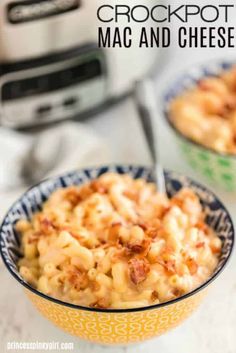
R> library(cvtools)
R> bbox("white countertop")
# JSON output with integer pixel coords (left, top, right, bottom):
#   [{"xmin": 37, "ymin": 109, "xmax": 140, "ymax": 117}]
[{"xmin": 1, "ymin": 5, "xmax": 236, "ymax": 350}]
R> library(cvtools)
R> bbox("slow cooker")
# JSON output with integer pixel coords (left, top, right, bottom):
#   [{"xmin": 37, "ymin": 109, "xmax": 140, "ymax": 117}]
[{"xmin": 0, "ymin": 0, "xmax": 161, "ymax": 128}]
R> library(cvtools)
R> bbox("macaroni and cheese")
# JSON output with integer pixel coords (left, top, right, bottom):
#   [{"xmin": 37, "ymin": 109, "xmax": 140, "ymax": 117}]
[
  {"xmin": 170, "ymin": 66, "xmax": 236, "ymax": 154},
  {"xmin": 17, "ymin": 173, "xmax": 221, "ymax": 309}
]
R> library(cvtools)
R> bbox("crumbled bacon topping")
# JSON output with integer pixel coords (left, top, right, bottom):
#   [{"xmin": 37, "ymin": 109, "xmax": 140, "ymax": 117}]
[
  {"xmin": 196, "ymin": 221, "xmax": 209, "ymax": 233},
  {"xmin": 151, "ymin": 290, "xmax": 159, "ymax": 301},
  {"xmin": 186, "ymin": 258, "xmax": 198, "ymax": 275},
  {"xmin": 126, "ymin": 238, "xmax": 151, "ymax": 257},
  {"xmin": 196, "ymin": 242, "xmax": 205, "ymax": 249},
  {"xmin": 39, "ymin": 217, "xmax": 55, "ymax": 235},
  {"xmin": 64, "ymin": 187, "xmax": 83, "ymax": 206},
  {"xmin": 91, "ymin": 180, "xmax": 108, "ymax": 194},
  {"xmin": 128, "ymin": 258, "xmax": 150, "ymax": 285},
  {"xmin": 146, "ymin": 227, "xmax": 159, "ymax": 238},
  {"xmin": 17, "ymin": 172, "xmax": 221, "ymax": 309},
  {"xmin": 90, "ymin": 298, "xmax": 110, "ymax": 309},
  {"xmin": 68, "ymin": 267, "xmax": 88, "ymax": 290},
  {"xmin": 136, "ymin": 222, "xmax": 148, "ymax": 231},
  {"xmin": 158, "ymin": 259, "xmax": 176, "ymax": 274}
]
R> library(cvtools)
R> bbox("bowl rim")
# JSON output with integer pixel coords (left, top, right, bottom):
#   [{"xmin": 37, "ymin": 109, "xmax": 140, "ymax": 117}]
[
  {"xmin": 163, "ymin": 58, "xmax": 236, "ymax": 160},
  {"xmin": 0, "ymin": 166, "xmax": 234, "ymax": 314}
]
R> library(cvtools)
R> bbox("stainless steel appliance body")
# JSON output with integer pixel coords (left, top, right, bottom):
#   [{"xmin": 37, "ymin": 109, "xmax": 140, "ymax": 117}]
[{"xmin": 0, "ymin": 0, "xmax": 159, "ymax": 128}]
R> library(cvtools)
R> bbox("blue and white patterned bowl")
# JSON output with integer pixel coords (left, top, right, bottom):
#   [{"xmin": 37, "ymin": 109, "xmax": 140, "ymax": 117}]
[
  {"xmin": 163, "ymin": 59, "xmax": 236, "ymax": 191},
  {"xmin": 0, "ymin": 166, "xmax": 234, "ymax": 344}
]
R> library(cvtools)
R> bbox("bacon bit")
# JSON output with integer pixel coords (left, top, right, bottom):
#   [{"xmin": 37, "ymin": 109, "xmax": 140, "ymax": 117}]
[
  {"xmin": 126, "ymin": 238, "xmax": 151, "ymax": 257},
  {"xmin": 91, "ymin": 180, "xmax": 107, "ymax": 194},
  {"xmin": 76, "ymin": 184, "xmax": 93, "ymax": 201},
  {"xmin": 39, "ymin": 217, "xmax": 55, "ymax": 235},
  {"xmin": 156, "ymin": 227, "xmax": 168, "ymax": 239},
  {"xmin": 68, "ymin": 267, "xmax": 88, "ymax": 290},
  {"xmin": 173, "ymin": 288, "xmax": 182, "ymax": 297},
  {"xmin": 170, "ymin": 198, "xmax": 183, "ymax": 208},
  {"xmin": 100, "ymin": 242, "xmax": 110, "ymax": 250},
  {"xmin": 89, "ymin": 281, "xmax": 100, "ymax": 292},
  {"xmin": 157, "ymin": 259, "xmax": 176, "ymax": 274},
  {"xmin": 151, "ymin": 290, "xmax": 159, "ymax": 301},
  {"xmin": 28, "ymin": 238, "xmax": 37, "ymax": 244},
  {"xmin": 196, "ymin": 221, "xmax": 209, "ymax": 233},
  {"xmin": 136, "ymin": 222, "xmax": 148, "ymax": 231},
  {"xmin": 139, "ymin": 238, "xmax": 151, "ymax": 257},
  {"xmin": 162, "ymin": 245, "xmax": 175, "ymax": 256},
  {"xmin": 70, "ymin": 232, "xmax": 82, "ymax": 241},
  {"xmin": 128, "ymin": 258, "xmax": 150, "ymax": 285},
  {"xmin": 160, "ymin": 206, "xmax": 171, "ymax": 218},
  {"xmin": 65, "ymin": 187, "xmax": 82, "ymax": 206},
  {"xmin": 196, "ymin": 242, "xmax": 205, "ymax": 249},
  {"xmin": 165, "ymin": 260, "xmax": 176, "ymax": 273},
  {"xmin": 186, "ymin": 258, "xmax": 198, "ymax": 275},
  {"xmin": 146, "ymin": 227, "xmax": 158, "ymax": 238},
  {"xmin": 224, "ymin": 97, "xmax": 236, "ymax": 111},
  {"xmin": 90, "ymin": 298, "xmax": 109, "ymax": 309},
  {"xmin": 218, "ymin": 96, "xmax": 236, "ymax": 118},
  {"xmin": 212, "ymin": 248, "xmax": 221, "ymax": 254},
  {"xmin": 127, "ymin": 244, "xmax": 143, "ymax": 254},
  {"xmin": 210, "ymin": 245, "xmax": 221, "ymax": 254}
]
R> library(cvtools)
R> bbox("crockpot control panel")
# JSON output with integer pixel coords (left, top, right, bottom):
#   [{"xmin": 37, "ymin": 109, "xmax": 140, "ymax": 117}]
[{"xmin": 0, "ymin": 45, "xmax": 107, "ymax": 128}]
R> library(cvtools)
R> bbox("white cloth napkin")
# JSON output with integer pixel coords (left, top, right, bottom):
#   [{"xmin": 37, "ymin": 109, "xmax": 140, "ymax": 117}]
[{"xmin": 0, "ymin": 122, "xmax": 110, "ymax": 217}]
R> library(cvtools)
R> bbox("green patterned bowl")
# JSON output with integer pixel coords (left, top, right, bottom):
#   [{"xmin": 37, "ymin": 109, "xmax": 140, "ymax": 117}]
[{"xmin": 163, "ymin": 60, "xmax": 236, "ymax": 192}]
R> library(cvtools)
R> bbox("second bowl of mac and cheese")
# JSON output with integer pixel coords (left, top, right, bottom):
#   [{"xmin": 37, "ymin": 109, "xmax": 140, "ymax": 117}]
[
  {"xmin": 164, "ymin": 60, "xmax": 236, "ymax": 191},
  {"xmin": 0, "ymin": 166, "xmax": 234, "ymax": 344}
]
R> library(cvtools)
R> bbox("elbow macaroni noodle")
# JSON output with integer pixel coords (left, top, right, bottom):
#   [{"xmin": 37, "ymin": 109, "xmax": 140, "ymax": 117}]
[
  {"xmin": 17, "ymin": 173, "xmax": 221, "ymax": 309},
  {"xmin": 170, "ymin": 66, "xmax": 236, "ymax": 154}
]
